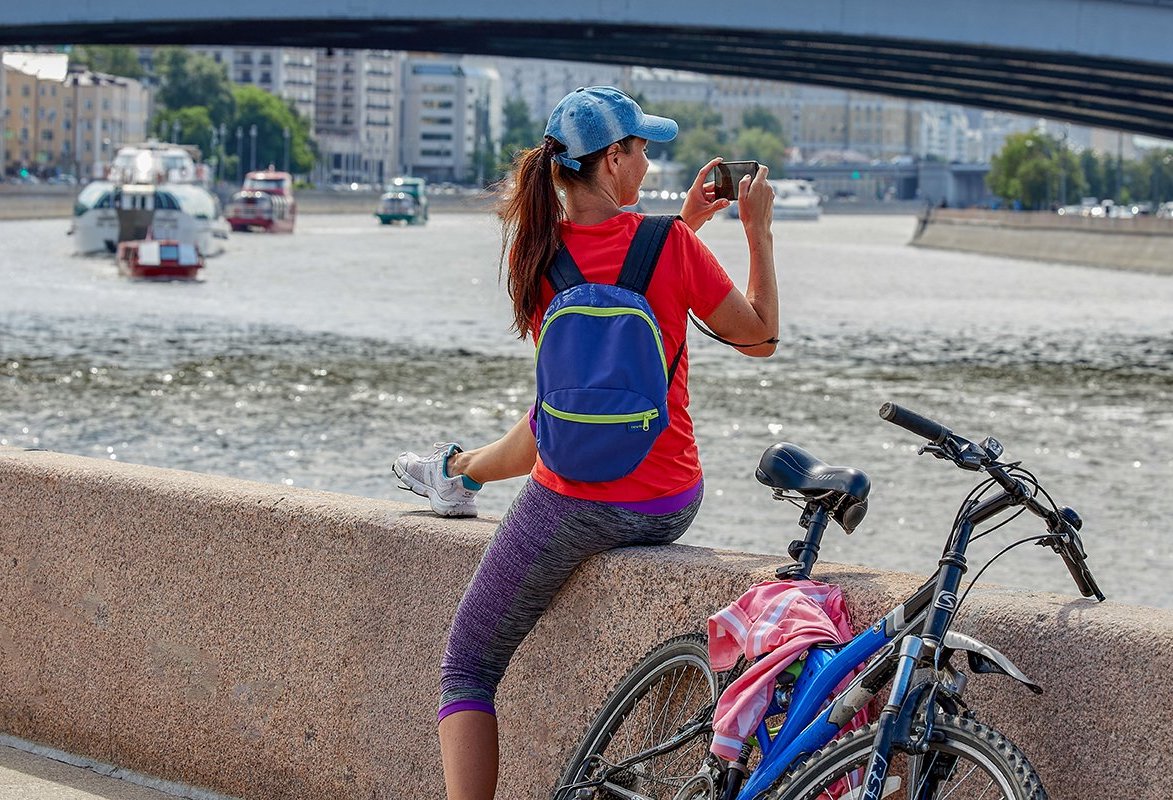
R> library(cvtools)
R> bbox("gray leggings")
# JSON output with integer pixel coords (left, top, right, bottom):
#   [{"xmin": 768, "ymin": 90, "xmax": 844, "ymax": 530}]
[{"xmin": 438, "ymin": 478, "xmax": 702, "ymax": 720}]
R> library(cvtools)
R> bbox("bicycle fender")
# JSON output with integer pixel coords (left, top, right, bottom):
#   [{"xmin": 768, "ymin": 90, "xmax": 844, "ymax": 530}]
[{"xmin": 942, "ymin": 632, "xmax": 1042, "ymax": 695}]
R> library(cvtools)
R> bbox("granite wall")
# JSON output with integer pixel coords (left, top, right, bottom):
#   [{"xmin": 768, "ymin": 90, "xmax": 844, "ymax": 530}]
[{"xmin": 0, "ymin": 447, "xmax": 1167, "ymax": 799}]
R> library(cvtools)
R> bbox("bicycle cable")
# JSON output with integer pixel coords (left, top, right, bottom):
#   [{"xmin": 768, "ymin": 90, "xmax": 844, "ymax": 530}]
[{"xmin": 954, "ymin": 533, "xmax": 1054, "ymax": 617}]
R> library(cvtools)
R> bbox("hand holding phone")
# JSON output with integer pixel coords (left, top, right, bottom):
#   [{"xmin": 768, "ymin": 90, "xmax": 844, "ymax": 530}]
[{"xmin": 711, "ymin": 160, "xmax": 761, "ymax": 201}]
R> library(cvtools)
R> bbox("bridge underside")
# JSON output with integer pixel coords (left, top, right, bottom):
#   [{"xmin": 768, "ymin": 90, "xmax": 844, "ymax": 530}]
[{"xmin": 8, "ymin": 19, "xmax": 1173, "ymax": 139}]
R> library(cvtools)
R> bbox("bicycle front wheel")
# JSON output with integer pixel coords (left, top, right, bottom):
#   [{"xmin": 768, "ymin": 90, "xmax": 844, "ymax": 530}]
[
  {"xmin": 554, "ymin": 633, "xmax": 719, "ymax": 800},
  {"xmin": 767, "ymin": 714, "xmax": 1047, "ymax": 800}
]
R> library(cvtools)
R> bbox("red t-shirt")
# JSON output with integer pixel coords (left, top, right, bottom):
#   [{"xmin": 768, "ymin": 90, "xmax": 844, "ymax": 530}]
[{"xmin": 530, "ymin": 212, "xmax": 736, "ymax": 502}]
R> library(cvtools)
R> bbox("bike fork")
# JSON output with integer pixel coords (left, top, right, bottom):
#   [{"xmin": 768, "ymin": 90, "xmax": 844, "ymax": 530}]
[{"xmin": 859, "ymin": 635, "xmax": 926, "ymax": 800}]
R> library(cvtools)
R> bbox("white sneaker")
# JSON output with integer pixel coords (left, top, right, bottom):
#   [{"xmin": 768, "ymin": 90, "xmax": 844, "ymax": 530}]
[{"xmin": 392, "ymin": 442, "xmax": 480, "ymax": 517}]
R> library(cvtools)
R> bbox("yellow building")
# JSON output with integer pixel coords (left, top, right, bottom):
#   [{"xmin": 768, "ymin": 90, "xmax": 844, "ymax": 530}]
[{"xmin": 2, "ymin": 52, "xmax": 149, "ymax": 179}]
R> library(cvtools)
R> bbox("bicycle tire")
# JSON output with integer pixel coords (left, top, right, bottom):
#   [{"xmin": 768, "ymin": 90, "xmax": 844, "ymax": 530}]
[
  {"xmin": 764, "ymin": 714, "xmax": 1046, "ymax": 800},
  {"xmin": 553, "ymin": 633, "xmax": 720, "ymax": 800}
]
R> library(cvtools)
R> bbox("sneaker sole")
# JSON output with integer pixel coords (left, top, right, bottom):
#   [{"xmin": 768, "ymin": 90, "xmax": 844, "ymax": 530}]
[{"xmin": 392, "ymin": 461, "xmax": 478, "ymax": 518}]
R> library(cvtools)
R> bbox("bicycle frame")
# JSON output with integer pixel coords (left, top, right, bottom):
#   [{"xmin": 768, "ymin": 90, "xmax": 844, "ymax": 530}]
[{"xmin": 734, "ymin": 487, "xmax": 1022, "ymax": 800}]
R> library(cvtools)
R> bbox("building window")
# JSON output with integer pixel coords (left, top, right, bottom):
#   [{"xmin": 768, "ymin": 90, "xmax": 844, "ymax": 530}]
[{"xmin": 241, "ymin": 70, "xmax": 252, "ymax": 82}]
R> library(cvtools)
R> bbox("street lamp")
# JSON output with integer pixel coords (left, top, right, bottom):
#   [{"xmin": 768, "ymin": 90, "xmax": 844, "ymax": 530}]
[
  {"xmin": 249, "ymin": 124, "xmax": 257, "ymax": 172},
  {"xmin": 235, "ymin": 126, "xmax": 243, "ymax": 182},
  {"xmin": 282, "ymin": 127, "xmax": 290, "ymax": 173},
  {"xmin": 210, "ymin": 126, "xmax": 219, "ymax": 183}
]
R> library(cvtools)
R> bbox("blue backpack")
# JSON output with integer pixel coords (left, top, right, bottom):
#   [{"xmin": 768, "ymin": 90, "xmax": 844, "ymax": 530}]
[{"xmin": 534, "ymin": 215, "xmax": 685, "ymax": 483}]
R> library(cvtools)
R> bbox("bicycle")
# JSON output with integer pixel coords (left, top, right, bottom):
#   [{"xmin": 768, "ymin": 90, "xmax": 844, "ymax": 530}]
[{"xmin": 554, "ymin": 402, "xmax": 1104, "ymax": 800}]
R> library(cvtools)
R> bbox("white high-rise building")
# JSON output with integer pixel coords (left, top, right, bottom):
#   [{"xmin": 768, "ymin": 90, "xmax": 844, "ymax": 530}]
[
  {"xmin": 919, "ymin": 104, "xmax": 971, "ymax": 162},
  {"xmin": 400, "ymin": 57, "xmax": 501, "ymax": 184},
  {"xmin": 190, "ymin": 47, "xmax": 317, "ymax": 125},
  {"xmin": 313, "ymin": 49, "xmax": 399, "ymax": 185}
]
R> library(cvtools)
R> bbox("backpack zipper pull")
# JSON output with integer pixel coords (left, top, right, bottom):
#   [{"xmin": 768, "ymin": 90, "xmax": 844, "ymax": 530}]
[{"xmin": 643, "ymin": 412, "xmax": 653, "ymax": 431}]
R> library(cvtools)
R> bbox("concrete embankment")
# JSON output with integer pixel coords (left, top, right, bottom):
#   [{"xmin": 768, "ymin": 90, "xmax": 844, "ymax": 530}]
[
  {"xmin": 0, "ymin": 447, "xmax": 1168, "ymax": 800},
  {"xmin": 0, "ymin": 185, "xmax": 493, "ymax": 221},
  {"xmin": 912, "ymin": 208, "xmax": 1173, "ymax": 273}
]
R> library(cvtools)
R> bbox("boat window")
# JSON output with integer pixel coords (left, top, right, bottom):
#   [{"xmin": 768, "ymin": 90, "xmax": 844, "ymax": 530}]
[
  {"xmin": 138, "ymin": 241, "xmax": 161, "ymax": 265},
  {"xmin": 177, "ymin": 244, "xmax": 199, "ymax": 265},
  {"xmin": 244, "ymin": 178, "xmax": 289, "ymax": 191},
  {"xmin": 159, "ymin": 244, "xmax": 179, "ymax": 261},
  {"xmin": 155, "ymin": 192, "xmax": 179, "ymax": 210}
]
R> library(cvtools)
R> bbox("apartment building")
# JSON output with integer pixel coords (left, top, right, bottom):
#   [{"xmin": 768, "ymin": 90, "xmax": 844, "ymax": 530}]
[
  {"xmin": 400, "ymin": 57, "xmax": 500, "ymax": 184},
  {"xmin": 313, "ymin": 48, "xmax": 398, "ymax": 185},
  {"xmin": 190, "ymin": 47, "xmax": 317, "ymax": 125},
  {"xmin": 2, "ymin": 52, "xmax": 149, "ymax": 178}
]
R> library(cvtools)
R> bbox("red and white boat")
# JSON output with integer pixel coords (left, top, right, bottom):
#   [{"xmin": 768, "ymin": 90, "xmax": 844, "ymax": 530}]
[
  {"xmin": 116, "ymin": 239, "xmax": 204, "ymax": 280},
  {"xmin": 225, "ymin": 169, "xmax": 297, "ymax": 232}
]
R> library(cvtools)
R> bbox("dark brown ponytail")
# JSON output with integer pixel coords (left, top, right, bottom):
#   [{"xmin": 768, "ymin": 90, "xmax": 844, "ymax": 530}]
[{"xmin": 498, "ymin": 135, "xmax": 637, "ymax": 340}]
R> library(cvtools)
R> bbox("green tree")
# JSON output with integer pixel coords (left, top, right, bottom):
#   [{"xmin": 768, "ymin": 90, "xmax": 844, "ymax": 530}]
[
  {"xmin": 732, "ymin": 127, "xmax": 788, "ymax": 175},
  {"xmin": 496, "ymin": 97, "xmax": 541, "ymax": 173},
  {"xmin": 987, "ymin": 131, "xmax": 1085, "ymax": 209},
  {"xmin": 230, "ymin": 85, "xmax": 316, "ymax": 174},
  {"xmin": 741, "ymin": 107, "xmax": 783, "ymax": 136},
  {"xmin": 152, "ymin": 106, "xmax": 214, "ymax": 156},
  {"xmin": 1143, "ymin": 149, "xmax": 1173, "ymax": 203},
  {"xmin": 641, "ymin": 101, "xmax": 723, "ymax": 160},
  {"xmin": 69, "ymin": 45, "xmax": 143, "ymax": 79},
  {"xmin": 1079, "ymin": 149, "xmax": 1107, "ymax": 201},
  {"xmin": 154, "ymin": 48, "xmax": 235, "ymax": 125},
  {"xmin": 674, "ymin": 128, "xmax": 725, "ymax": 179}
]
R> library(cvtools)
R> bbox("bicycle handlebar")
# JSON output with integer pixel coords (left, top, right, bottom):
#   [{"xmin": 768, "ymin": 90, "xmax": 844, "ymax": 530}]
[
  {"xmin": 879, "ymin": 402, "xmax": 1105, "ymax": 602},
  {"xmin": 879, "ymin": 402, "xmax": 950, "ymax": 445}
]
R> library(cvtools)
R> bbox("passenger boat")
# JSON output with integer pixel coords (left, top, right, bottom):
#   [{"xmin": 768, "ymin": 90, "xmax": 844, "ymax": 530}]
[
  {"xmin": 375, "ymin": 176, "xmax": 428, "ymax": 225},
  {"xmin": 225, "ymin": 169, "xmax": 296, "ymax": 232},
  {"xmin": 726, "ymin": 178, "xmax": 823, "ymax": 221},
  {"xmin": 770, "ymin": 179, "xmax": 823, "ymax": 220},
  {"xmin": 70, "ymin": 141, "xmax": 230, "ymax": 256},
  {"xmin": 115, "ymin": 239, "xmax": 204, "ymax": 280}
]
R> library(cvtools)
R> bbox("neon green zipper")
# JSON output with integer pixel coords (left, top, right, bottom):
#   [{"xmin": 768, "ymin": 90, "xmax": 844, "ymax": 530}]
[
  {"xmin": 536, "ymin": 306, "xmax": 668, "ymax": 380},
  {"xmin": 540, "ymin": 402, "xmax": 659, "ymax": 431}
]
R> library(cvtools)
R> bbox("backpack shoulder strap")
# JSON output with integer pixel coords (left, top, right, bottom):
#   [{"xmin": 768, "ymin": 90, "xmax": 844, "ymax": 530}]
[
  {"xmin": 616, "ymin": 214, "xmax": 678, "ymax": 295},
  {"xmin": 546, "ymin": 245, "xmax": 586, "ymax": 293}
]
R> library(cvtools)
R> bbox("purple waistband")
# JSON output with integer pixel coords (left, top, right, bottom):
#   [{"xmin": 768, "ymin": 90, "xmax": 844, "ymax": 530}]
[{"xmin": 610, "ymin": 479, "xmax": 702, "ymax": 515}]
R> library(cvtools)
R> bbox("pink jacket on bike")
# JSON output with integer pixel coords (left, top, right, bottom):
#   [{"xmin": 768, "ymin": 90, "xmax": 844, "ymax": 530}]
[{"xmin": 707, "ymin": 579, "xmax": 864, "ymax": 760}]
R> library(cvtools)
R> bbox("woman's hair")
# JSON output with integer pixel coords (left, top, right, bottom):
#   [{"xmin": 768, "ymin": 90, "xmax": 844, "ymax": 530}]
[{"xmin": 499, "ymin": 134, "xmax": 636, "ymax": 339}]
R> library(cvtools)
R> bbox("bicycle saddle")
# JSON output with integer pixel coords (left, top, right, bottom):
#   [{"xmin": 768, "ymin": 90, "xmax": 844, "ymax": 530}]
[{"xmin": 756, "ymin": 443, "xmax": 871, "ymax": 503}]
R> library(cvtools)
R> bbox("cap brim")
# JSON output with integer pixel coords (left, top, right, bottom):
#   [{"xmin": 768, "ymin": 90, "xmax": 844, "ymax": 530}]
[{"xmin": 633, "ymin": 113, "xmax": 678, "ymax": 143}]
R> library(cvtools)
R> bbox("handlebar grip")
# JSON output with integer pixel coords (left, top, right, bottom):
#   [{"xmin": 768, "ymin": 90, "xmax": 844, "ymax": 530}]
[
  {"xmin": 1058, "ymin": 541, "xmax": 1106, "ymax": 601},
  {"xmin": 879, "ymin": 402, "xmax": 951, "ymax": 445}
]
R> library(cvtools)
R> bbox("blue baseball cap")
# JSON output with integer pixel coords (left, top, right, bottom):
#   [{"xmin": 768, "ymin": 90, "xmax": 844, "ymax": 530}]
[{"xmin": 544, "ymin": 86, "xmax": 678, "ymax": 171}]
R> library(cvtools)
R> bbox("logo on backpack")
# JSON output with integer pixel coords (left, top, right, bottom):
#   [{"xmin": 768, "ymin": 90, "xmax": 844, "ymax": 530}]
[{"xmin": 534, "ymin": 215, "xmax": 684, "ymax": 483}]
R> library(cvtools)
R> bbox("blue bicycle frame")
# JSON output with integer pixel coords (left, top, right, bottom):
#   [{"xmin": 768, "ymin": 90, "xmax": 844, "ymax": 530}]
[{"xmin": 735, "ymin": 596, "xmax": 923, "ymax": 799}]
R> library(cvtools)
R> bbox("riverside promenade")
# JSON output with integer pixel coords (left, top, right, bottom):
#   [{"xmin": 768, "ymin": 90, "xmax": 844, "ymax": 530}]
[
  {"xmin": 0, "ymin": 742, "xmax": 199, "ymax": 799},
  {"xmin": 2, "ymin": 446, "xmax": 1171, "ymax": 800}
]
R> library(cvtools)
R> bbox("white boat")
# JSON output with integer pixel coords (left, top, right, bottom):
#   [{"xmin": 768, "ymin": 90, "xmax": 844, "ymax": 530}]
[
  {"xmin": 725, "ymin": 178, "xmax": 823, "ymax": 221},
  {"xmin": 769, "ymin": 179, "xmax": 822, "ymax": 220},
  {"xmin": 69, "ymin": 142, "xmax": 230, "ymax": 256}
]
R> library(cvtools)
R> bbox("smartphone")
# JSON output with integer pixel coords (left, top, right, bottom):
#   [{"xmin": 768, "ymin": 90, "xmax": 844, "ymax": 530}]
[{"xmin": 711, "ymin": 161, "xmax": 760, "ymax": 200}]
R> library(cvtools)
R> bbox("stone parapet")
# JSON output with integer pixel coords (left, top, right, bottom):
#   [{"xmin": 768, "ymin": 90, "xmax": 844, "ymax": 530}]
[
  {"xmin": 0, "ymin": 447, "xmax": 1167, "ymax": 799},
  {"xmin": 912, "ymin": 208, "xmax": 1173, "ymax": 273}
]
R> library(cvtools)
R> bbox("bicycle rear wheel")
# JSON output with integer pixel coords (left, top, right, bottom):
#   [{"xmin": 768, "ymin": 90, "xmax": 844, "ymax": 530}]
[
  {"xmin": 766, "ymin": 714, "xmax": 1046, "ymax": 800},
  {"xmin": 554, "ymin": 633, "xmax": 720, "ymax": 800}
]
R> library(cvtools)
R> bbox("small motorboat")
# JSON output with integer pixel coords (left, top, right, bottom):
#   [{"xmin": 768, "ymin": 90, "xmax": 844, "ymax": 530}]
[
  {"xmin": 226, "ymin": 169, "xmax": 297, "ymax": 232},
  {"xmin": 116, "ymin": 239, "xmax": 203, "ymax": 280}
]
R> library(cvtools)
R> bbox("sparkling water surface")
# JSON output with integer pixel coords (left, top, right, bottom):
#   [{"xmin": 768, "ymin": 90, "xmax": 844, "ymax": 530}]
[{"xmin": 2, "ymin": 213, "xmax": 1170, "ymax": 608}]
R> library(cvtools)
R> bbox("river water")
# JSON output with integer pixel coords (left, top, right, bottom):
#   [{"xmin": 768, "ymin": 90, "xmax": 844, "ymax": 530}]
[{"xmin": 2, "ymin": 212, "xmax": 1171, "ymax": 608}]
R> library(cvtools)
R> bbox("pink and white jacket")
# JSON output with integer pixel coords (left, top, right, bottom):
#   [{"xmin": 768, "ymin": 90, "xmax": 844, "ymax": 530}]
[{"xmin": 707, "ymin": 579, "xmax": 864, "ymax": 760}]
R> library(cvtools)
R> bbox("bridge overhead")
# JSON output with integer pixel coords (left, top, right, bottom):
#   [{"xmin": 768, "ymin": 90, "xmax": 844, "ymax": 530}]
[{"xmin": 5, "ymin": 1, "xmax": 1173, "ymax": 138}]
